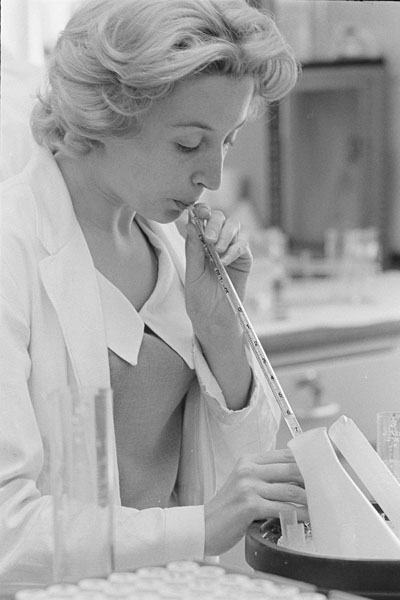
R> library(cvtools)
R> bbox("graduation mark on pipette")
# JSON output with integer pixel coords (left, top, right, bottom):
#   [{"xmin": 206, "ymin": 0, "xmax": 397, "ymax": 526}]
[{"xmin": 188, "ymin": 206, "xmax": 302, "ymax": 438}]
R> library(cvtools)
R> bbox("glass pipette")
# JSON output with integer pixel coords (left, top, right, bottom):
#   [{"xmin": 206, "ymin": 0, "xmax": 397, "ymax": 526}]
[{"xmin": 188, "ymin": 207, "xmax": 302, "ymax": 438}]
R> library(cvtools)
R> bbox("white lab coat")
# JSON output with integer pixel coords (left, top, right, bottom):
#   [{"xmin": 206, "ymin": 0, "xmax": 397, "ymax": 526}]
[{"xmin": 0, "ymin": 145, "xmax": 280, "ymax": 592}]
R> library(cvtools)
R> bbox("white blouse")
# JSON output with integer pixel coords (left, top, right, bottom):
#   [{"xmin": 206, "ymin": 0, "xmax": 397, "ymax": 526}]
[{"xmin": 96, "ymin": 215, "xmax": 194, "ymax": 368}]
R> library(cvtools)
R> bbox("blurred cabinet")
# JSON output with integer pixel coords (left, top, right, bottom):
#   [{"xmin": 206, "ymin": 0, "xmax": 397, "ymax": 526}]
[
  {"xmin": 272, "ymin": 333, "xmax": 400, "ymax": 448},
  {"xmin": 269, "ymin": 60, "xmax": 388, "ymax": 260}
]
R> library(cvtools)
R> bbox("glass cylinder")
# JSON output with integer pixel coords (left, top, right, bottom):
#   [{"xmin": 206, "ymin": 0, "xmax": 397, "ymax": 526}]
[{"xmin": 48, "ymin": 386, "xmax": 115, "ymax": 583}]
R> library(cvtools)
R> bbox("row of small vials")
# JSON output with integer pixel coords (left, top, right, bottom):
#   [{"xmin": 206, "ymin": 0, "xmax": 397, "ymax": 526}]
[{"xmin": 15, "ymin": 562, "xmax": 330, "ymax": 600}]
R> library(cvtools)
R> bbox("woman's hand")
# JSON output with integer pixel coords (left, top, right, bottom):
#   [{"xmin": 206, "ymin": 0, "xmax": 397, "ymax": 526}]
[
  {"xmin": 184, "ymin": 202, "xmax": 254, "ymax": 410},
  {"xmin": 204, "ymin": 449, "xmax": 308, "ymax": 557},
  {"xmin": 184, "ymin": 202, "xmax": 252, "ymax": 335}
]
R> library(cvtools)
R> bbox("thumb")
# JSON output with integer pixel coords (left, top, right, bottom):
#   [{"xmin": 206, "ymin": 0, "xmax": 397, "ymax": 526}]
[{"xmin": 185, "ymin": 220, "xmax": 207, "ymax": 283}]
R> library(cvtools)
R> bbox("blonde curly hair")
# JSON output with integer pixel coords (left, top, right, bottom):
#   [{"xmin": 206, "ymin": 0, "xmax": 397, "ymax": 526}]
[{"xmin": 31, "ymin": 0, "xmax": 298, "ymax": 157}]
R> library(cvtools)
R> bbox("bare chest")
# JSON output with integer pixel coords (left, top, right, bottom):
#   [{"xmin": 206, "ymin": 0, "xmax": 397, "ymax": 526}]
[{"xmin": 82, "ymin": 223, "xmax": 158, "ymax": 311}]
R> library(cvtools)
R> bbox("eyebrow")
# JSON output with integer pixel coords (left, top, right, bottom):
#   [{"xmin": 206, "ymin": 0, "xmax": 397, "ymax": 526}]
[
  {"xmin": 171, "ymin": 121, "xmax": 213, "ymax": 130},
  {"xmin": 171, "ymin": 118, "xmax": 246, "ymax": 131}
]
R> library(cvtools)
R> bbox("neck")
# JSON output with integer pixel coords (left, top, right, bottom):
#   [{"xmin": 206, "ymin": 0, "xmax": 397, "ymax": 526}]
[{"xmin": 55, "ymin": 152, "xmax": 136, "ymax": 238}]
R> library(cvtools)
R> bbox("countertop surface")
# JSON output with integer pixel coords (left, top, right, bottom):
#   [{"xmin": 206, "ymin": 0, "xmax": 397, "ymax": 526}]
[{"xmin": 248, "ymin": 270, "xmax": 400, "ymax": 355}]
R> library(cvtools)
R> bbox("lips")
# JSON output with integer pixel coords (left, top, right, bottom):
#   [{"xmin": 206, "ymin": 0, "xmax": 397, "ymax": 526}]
[{"xmin": 173, "ymin": 199, "xmax": 195, "ymax": 211}]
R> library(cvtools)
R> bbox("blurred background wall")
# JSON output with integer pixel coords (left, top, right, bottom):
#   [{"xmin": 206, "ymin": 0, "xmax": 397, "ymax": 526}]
[{"xmin": 2, "ymin": 0, "xmax": 400, "ymax": 259}]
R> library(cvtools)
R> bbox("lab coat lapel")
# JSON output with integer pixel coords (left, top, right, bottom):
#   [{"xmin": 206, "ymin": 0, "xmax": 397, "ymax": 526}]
[
  {"xmin": 28, "ymin": 145, "xmax": 110, "ymax": 389},
  {"xmin": 38, "ymin": 225, "xmax": 120, "ymax": 504},
  {"xmin": 39, "ymin": 228, "xmax": 110, "ymax": 389}
]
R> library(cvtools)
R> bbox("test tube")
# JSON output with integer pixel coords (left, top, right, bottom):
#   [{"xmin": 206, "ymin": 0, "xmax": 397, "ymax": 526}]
[
  {"xmin": 286, "ymin": 523, "xmax": 306, "ymax": 551},
  {"xmin": 279, "ymin": 510, "xmax": 298, "ymax": 546}
]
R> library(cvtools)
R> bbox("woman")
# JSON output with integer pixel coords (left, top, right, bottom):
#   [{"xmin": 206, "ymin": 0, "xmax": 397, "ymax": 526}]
[{"xmin": 0, "ymin": 0, "xmax": 306, "ymax": 588}]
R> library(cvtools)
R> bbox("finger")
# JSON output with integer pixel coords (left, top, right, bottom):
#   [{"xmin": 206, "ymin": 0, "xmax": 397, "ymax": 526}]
[
  {"xmin": 258, "ymin": 501, "xmax": 309, "ymax": 523},
  {"xmin": 203, "ymin": 210, "xmax": 226, "ymax": 244},
  {"xmin": 185, "ymin": 220, "xmax": 207, "ymax": 283},
  {"xmin": 219, "ymin": 239, "xmax": 250, "ymax": 266},
  {"xmin": 191, "ymin": 204, "xmax": 226, "ymax": 246},
  {"xmin": 213, "ymin": 217, "xmax": 241, "ymax": 254},
  {"xmin": 259, "ymin": 482, "xmax": 308, "ymax": 506},
  {"xmin": 253, "ymin": 449, "xmax": 297, "ymax": 465},
  {"xmin": 193, "ymin": 202, "xmax": 212, "ymax": 221},
  {"xmin": 255, "ymin": 462, "xmax": 305, "ymax": 486},
  {"xmin": 191, "ymin": 206, "xmax": 241, "ymax": 256}
]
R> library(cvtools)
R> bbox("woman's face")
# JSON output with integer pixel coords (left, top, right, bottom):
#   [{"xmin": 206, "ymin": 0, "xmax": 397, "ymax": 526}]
[{"xmin": 95, "ymin": 74, "xmax": 254, "ymax": 223}]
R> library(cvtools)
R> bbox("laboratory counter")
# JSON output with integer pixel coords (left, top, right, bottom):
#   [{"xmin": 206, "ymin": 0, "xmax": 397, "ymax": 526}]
[
  {"xmin": 252, "ymin": 270, "xmax": 400, "ymax": 363},
  {"xmin": 249, "ymin": 270, "xmax": 400, "ymax": 445}
]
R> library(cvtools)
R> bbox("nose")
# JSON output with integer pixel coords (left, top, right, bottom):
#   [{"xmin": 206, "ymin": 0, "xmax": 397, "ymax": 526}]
[{"xmin": 192, "ymin": 150, "xmax": 224, "ymax": 191}]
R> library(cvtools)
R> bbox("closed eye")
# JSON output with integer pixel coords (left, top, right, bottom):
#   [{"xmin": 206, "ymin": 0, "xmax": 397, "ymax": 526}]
[
  {"xmin": 176, "ymin": 143, "xmax": 201, "ymax": 153},
  {"xmin": 177, "ymin": 136, "xmax": 236, "ymax": 154}
]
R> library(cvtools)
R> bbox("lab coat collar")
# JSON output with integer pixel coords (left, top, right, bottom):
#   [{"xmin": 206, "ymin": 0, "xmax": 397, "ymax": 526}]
[{"xmin": 26, "ymin": 144, "xmax": 80, "ymax": 255}]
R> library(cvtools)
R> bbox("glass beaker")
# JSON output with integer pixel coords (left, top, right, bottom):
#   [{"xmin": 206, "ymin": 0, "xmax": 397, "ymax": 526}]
[
  {"xmin": 48, "ymin": 386, "xmax": 115, "ymax": 583},
  {"xmin": 327, "ymin": 227, "xmax": 381, "ymax": 303}
]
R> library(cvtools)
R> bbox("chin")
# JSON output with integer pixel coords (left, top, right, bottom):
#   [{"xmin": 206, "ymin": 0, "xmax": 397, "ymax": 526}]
[
  {"xmin": 149, "ymin": 211, "xmax": 182, "ymax": 225},
  {"xmin": 164, "ymin": 206, "xmax": 188, "ymax": 223}
]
